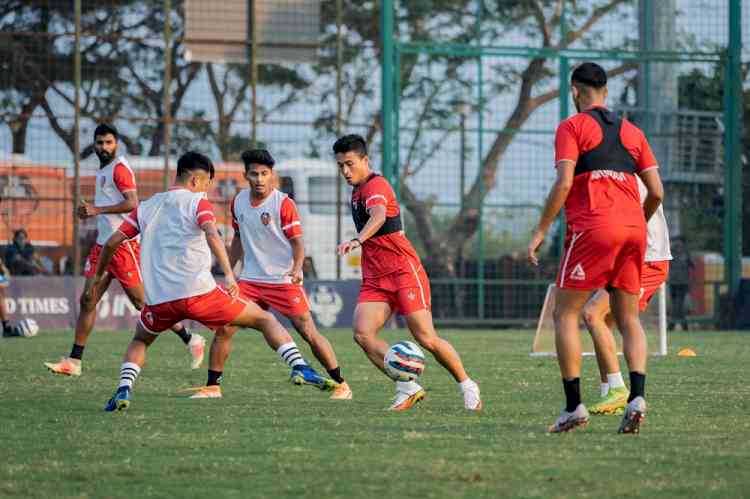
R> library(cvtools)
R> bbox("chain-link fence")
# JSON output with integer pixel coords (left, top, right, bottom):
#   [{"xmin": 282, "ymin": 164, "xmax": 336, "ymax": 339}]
[
  {"xmin": 383, "ymin": 0, "xmax": 745, "ymax": 326},
  {"xmin": 0, "ymin": 1, "xmax": 746, "ymax": 326}
]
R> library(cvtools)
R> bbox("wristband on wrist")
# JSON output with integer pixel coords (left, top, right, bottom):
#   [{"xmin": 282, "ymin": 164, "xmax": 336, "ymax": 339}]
[{"xmin": 351, "ymin": 238, "xmax": 362, "ymax": 248}]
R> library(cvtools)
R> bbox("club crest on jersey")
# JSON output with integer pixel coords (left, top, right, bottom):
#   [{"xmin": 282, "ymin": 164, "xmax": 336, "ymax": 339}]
[
  {"xmin": 260, "ymin": 212, "xmax": 271, "ymax": 225},
  {"xmin": 570, "ymin": 263, "xmax": 586, "ymax": 281}
]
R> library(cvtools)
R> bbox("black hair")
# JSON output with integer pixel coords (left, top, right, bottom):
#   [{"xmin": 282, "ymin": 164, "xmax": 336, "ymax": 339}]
[
  {"xmin": 176, "ymin": 151, "xmax": 215, "ymax": 180},
  {"xmin": 241, "ymin": 149, "xmax": 275, "ymax": 171},
  {"xmin": 94, "ymin": 123, "xmax": 119, "ymax": 140},
  {"xmin": 571, "ymin": 62, "xmax": 608, "ymax": 89},
  {"xmin": 13, "ymin": 229, "xmax": 28, "ymax": 239},
  {"xmin": 332, "ymin": 134, "xmax": 368, "ymax": 157}
]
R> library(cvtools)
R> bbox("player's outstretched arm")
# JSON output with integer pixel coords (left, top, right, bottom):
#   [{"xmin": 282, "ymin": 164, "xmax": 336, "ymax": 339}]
[
  {"xmin": 528, "ymin": 161, "xmax": 574, "ymax": 265},
  {"xmin": 78, "ymin": 191, "xmax": 138, "ymax": 219},
  {"xmin": 637, "ymin": 168, "xmax": 663, "ymax": 222},
  {"xmin": 202, "ymin": 221, "xmax": 238, "ymax": 297},
  {"xmin": 336, "ymin": 204, "xmax": 387, "ymax": 256}
]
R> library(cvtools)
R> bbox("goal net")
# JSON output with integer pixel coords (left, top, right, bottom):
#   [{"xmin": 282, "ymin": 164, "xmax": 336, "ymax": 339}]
[{"xmin": 531, "ymin": 284, "xmax": 668, "ymax": 357}]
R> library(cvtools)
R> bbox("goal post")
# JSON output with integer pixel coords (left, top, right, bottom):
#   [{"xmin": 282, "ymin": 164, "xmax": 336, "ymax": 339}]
[{"xmin": 531, "ymin": 284, "xmax": 668, "ymax": 357}]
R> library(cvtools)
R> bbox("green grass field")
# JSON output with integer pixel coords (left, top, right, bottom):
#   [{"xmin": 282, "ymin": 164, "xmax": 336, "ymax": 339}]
[{"xmin": 1, "ymin": 328, "xmax": 750, "ymax": 498}]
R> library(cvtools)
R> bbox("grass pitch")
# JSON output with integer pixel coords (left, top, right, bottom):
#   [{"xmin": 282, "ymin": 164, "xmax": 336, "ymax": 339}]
[{"xmin": 1, "ymin": 328, "xmax": 750, "ymax": 498}]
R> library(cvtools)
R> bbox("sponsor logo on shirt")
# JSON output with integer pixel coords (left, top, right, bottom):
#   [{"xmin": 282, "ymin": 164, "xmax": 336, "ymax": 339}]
[
  {"xmin": 590, "ymin": 170, "xmax": 627, "ymax": 181},
  {"xmin": 570, "ymin": 263, "xmax": 586, "ymax": 281}
]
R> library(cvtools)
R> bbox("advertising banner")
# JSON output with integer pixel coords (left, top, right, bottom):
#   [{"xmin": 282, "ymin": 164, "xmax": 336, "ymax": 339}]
[{"xmin": 4, "ymin": 277, "xmax": 361, "ymax": 331}]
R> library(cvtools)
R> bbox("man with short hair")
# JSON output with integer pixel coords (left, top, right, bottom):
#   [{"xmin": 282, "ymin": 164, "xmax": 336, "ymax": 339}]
[
  {"xmin": 334, "ymin": 134, "xmax": 481, "ymax": 411},
  {"xmin": 528, "ymin": 63, "xmax": 664, "ymax": 434},
  {"xmin": 192, "ymin": 148, "xmax": 343, "ymax": 399},
  {"xmin": 44, "ymin": 124, "xmax": 204, "ymax": 377},
  {"xmin": 99, "ymin": 151, "xmax": 300, "ymax": 410}
]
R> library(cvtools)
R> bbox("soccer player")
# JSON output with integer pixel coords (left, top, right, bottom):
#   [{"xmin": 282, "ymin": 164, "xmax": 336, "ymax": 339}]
[
  {"xmin": 583, "ymin": 176, "xmax": 671, "ymax": 415},
  {"xmin": 528, "ymin": 63, "xmax": 664, "ymax": 434},
  {"xmin": 44, "ymin": 124, "xmax": 204, "ymax": 377},
  {"xmin": 333, "ymin": 134, "xmax": 481, "ymax": 411},
  {"xmin": 99, "ymin": 151, "xmax": 312, "ymax": 410},
  {"xmin": 203, "ymin": 149, "xmax": 348, "ymax": 399}
]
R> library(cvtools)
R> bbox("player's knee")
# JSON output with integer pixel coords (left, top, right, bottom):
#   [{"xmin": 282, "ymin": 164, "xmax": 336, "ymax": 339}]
[
  {"xmin": 412, "ymin": 333, "xmax": 438, "ymax": 353},
  {"xmin": 582, "ymin": 306, "xmax": 600, "ymax": 328},
  {"xmin": 352, "ymin": 326, "xmax": 372, "ymax": 347},
  {"xmin": 79, "ymin": 293, "xmax": 97, "ymax": 311}
]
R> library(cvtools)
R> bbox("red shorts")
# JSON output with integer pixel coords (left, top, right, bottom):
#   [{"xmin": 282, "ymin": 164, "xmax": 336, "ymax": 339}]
[
  {"xmin": 358, "ymin": 263, "xmax": 431, "ymax": 315},
  {"xmin": 238, "ymin": 280, "xmax": 310, "ymax": 317},
  {"xmin": 139, "ymin": 286, "xmax": 247, "ymax": 333},
  {"xmin": 639, "ymin": 260, "xmax": 670, "ymax": 311},
  {"xmin": 557, "ymin": 226, "xmax": 646, "ymax": 295},
  {"xmin": 84, "ymin": 240, "xmax": 141, "ymax": 289}
]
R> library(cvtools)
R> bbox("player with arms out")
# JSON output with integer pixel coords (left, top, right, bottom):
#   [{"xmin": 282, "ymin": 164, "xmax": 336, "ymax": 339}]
[
  {"xmin": 195, "ymin": 148, "xmax": 343, "ymax": 399},
  {"xmin": 583, "ymin": 176, "xmax": 671, "ymax": 416},
  {"xmin": 98, "ymin": 151, "xmax": 300, "ymax": 410},
  {"xmin": 334, "ymin": 134, "xmax": 481, "ymax": 411},
  {"xmin": 528, "ymin": 63, "xmax": 664, "ymax": 434},
  {"xmin": 44, "ymin": 124, "xmax": 204, "ymax": 377}
]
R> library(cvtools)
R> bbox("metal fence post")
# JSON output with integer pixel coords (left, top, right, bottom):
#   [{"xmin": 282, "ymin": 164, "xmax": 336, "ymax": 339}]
[
  {"xmin": 723, "ymin": 0, "xmax": 743, "ymax": 295},
  {"xmin": 557, "ymin": 0, "xmax": 569, "ymax": 256},
  {"xmin": 335, "ymin": 0, "xmax": 343, "ymax": 280},
  {"xmin": 380, "ymin": 0, "xmax": 395, "ymax": 185},
  {"xmin": 72, "ymin": 0, "xmax": 82, "ymax": 277},
  {"xmin": 162, "ymin": 0, "xmax": 172, "ymax": 191}
]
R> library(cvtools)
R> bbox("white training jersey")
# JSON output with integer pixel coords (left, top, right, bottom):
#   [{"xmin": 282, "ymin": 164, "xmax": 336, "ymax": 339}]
[
  {"xmin": 638, "ymin": 176, "xmax": 672, "ymax": 262},
  {"xmin": 120, "ymin": 188, "xmax": 217, "ymax": 305},
  {"xmin": 231, "ymin": 188, "xmax": 302, "ymax": 284},
  {"xmin": 94, "ymin": 155, "xmax": 137, "ymax": 245}
]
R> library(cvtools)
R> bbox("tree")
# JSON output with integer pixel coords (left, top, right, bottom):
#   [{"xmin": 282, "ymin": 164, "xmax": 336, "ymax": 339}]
[{"xmin": 310, "ymin": 0, "xmax": 637, "ymax": 277}]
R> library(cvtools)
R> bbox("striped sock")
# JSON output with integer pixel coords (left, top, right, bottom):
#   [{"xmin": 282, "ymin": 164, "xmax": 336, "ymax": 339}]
[
  {"xmin": 277, "ymin": 342, "xmax": 308, "ymax": 369},
  {"xmin": 118, "ymin": 362, "xmax": 141, "ymax": 390}
]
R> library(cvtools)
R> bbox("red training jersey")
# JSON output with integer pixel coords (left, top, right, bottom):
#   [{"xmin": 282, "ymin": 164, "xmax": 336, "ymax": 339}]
[
  {"xmin": 352, "ymin": 175, "xmax": 421, "ymax": 278},
  {"xmin": 554, "ymin": 105, "xmax": 658, "ymax": 231}
]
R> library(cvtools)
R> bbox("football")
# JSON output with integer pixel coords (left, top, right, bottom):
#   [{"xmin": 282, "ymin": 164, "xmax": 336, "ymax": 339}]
[
  {"xmin": 17, "ymin": 318, "xmax": 39, "ymax": 338},
  {"xmin": 383, "ymin": 341, "xmax": 425, "ymax": 382}
]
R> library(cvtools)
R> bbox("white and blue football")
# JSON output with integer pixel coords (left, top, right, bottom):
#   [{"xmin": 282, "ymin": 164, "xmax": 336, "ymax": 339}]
[{"xmin": 384, "ymin": 341, "xmax": 425, "ymax": 382}]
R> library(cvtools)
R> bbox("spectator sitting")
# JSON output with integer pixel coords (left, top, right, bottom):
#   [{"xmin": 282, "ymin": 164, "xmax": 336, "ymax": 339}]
[{"xmin": 5, "ymin": 229, "xmax": 48, "ymax": 275}]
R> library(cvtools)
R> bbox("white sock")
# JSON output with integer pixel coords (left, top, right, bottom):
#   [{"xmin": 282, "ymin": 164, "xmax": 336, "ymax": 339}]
[
  {"xmin": 396, "ymin": 380, "xmax": 421, "ymax": 395},
  {"xmin": 277, "ymin": 342, "xmax": 307, "ymax": 368},
  {"xmin": 600, "ymin": 382, "xmax": 610, "ymax": 397},
  {"xmin": 607, "ymin": 372, "xmax": 626, "ymax": 390},
  {"xmin": 458, "ymin": 378, "xmax": 477, "ymax": 393},
  {"xmin": 118, "ymin": 362, "xmax": 141, "ymax": 389}
]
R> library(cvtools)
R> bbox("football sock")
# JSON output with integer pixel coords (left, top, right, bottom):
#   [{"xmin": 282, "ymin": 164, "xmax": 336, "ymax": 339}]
[
  {"xmin": 396, "ymin": 380, "xmax": 421, "ymax": 395},
  {"xmin": 562, "ymin": 377, "xmax": 581, "ymax": 412},
  {"xmin": 607, "ymin": 372, "xmax": 626, "ymax": 390},
  {"xmin": 628, "ymin": 371, "xmax": 646, "ymax": 402},
  {"xmin": 458, "ymin": 378, "xmax": 476, "ymax": 392},
  {"xmin": 70, "ymin": 344, "xmax": 85, "ymax": 360},
  {"xmin": 207, "ymin": 369, "xmax": 223, "ymax": 386},
  {"xmin": 327, "ymin": 367, "xmax": 344, "ymax": 383},
  {"xmin": 118, "ymin": 362, "xmax": 141, "ymax": 390},
  {"xmin": 600, "ymin": 382, "xmax": 609, "ymax": 397},
  {"xmin": 277, "ymin": 342, "xmax": 308, "ymax": 368},
  {"xmin": 173, "ymin": 325, "xmax": 192, "ymax": 345}
]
